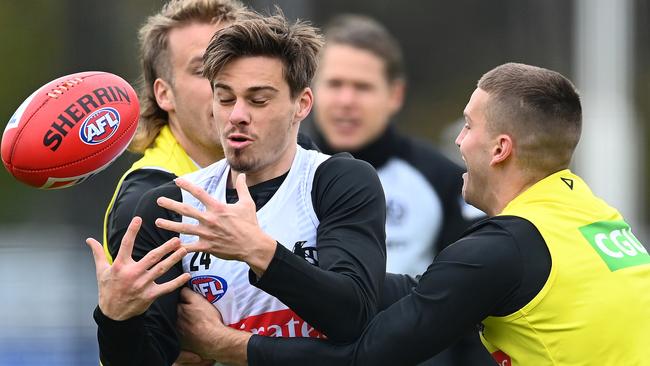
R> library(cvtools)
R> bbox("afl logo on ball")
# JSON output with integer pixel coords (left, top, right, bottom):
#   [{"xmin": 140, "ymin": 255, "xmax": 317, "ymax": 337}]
[
  {"xmin": 79, "ymin": 107, "xmax": 120, "ymax": 145},
  {"xmin": 190, "ymin": 275, "xmax": 228, "ymax": 303}
]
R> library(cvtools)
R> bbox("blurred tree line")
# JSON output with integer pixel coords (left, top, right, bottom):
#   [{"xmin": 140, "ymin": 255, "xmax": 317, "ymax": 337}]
[{"xmin": 0, "ymin": 0, "xmax": 648, "ymax": 239}]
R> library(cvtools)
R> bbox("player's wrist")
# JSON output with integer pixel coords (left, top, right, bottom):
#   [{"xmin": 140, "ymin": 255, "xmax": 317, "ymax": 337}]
[
  {"xmin": 243, "ymin": 235, "xmax": 277, "ymax": 277},
  {"xmin": 205, "ymin": 327, "xmax": 251, "ymax": 366},
  {"xmin": 98, "ymin": 299, "xmax": 142, "ymax": 322}
]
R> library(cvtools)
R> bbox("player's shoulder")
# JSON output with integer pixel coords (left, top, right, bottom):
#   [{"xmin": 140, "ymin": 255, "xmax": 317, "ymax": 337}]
[
  {"xmin": 463, "ymin": 215, "xmax": 544, "ymax": 247},
  {"xmin": 441, "ymin": 216, "xmax": 528, "ymax": 263},
  {"xmin": 312, "ymin": 153, "xmax": 382, "ymax": 200},
  {"xmin": 318, "ymin": 152, "xmax": 378, "ymax": 179},
  {"xmin": 119, "ymin": 168, "xmax": 176, "ymax": 197}
]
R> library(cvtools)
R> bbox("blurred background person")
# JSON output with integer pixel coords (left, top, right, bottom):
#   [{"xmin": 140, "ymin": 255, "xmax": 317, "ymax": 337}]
[
  {"xmin": 302, "ymin": 14, "xmax": 491, "ymax": 366},
  {"xmin": 305, "ymin": 14, "xmax": 483, "ymax": 277}
]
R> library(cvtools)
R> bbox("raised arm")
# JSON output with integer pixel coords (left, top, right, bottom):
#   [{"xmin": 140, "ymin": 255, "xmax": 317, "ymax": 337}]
[{"xmin": 92, "ymin": 183, "xmax": 190, "ymax": 366}]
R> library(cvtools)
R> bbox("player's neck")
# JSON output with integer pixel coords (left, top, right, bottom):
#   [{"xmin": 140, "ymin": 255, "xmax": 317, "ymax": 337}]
[{"xmin": 168, "ymin": 123, "xmax": 222, "ymax": 168}]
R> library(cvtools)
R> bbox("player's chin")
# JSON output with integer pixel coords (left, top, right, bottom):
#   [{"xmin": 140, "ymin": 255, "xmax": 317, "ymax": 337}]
[{"xmin": 227, "ymin": 154, "xmax": 258, "ymax": 173}]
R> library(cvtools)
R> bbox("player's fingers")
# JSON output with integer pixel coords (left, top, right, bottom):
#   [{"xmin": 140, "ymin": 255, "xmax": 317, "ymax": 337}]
[
  {"xmin": 155, "ymin": 272, "xmax": 191, "ymax": 297},
  {"xmin": 139, "ymin": 237, "xmax": 182, "ymax": 270},
  {"xmin": 116, "ymin": 216, "xmax": 142, "ymax": 263},
  {"xmin": 157, "ymin": 197, "xmax": 205, "ymax": 221},
  {"xmin": 179, "ymin": 286, "xmax": 206, "ymax": 305},
  {"xmin": 234, "ymin": 173, "xmax": 254, "ymax": 205},
  {"xmin": 85, "ymin": 237, "xmax": 110, "ymax": 275},
  {"xmin": 155, "ymin": 218, "xmax": 204, "ymax": 237},
  {"xmin": 148, "ymin": 244, "xmax": 187, "ymax": 281},
  {"xmin": 179, "ymin": 287, "xmax": 197, "ymax": 304},
  {"xmin": 180, "ymin": 240, "xmax": 206, "ymax": 255},
  {"xmin": 175, "ymin": 178, "xmax": 225, "ymax": 212}
]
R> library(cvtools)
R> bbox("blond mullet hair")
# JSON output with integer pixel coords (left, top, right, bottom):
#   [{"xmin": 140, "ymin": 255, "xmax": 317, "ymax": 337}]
[{"xmin": 129, "ymin": 0, "xmax": 244, "ymax": 153}]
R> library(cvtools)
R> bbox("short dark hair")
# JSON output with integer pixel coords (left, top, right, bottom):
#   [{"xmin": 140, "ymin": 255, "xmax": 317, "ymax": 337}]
[
  {"xmin": 478, "ymin": 62, "xmax": 582, "ymax": 174},
  {"xmin": 202, "ymin": 10, "xmax": 323, "ymax": 98},
  {"xmin": 323, "ymin": 14, "xmax": 405, "ymax": 82}
]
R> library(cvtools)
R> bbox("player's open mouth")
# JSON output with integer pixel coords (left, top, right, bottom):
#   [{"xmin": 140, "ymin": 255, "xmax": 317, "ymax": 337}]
[{"xmin": 227, "ymin": 134, "xmax": 253, "ymax": 149}]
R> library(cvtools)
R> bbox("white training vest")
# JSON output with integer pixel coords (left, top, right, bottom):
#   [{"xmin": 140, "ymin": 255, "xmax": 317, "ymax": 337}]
[{"xmin": 180, "ymin": 146, "xmax": 330, "ymax": 338}]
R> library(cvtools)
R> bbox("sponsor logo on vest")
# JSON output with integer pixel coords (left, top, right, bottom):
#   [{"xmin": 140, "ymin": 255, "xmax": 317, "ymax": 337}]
[
  {"xmin": 229, "ymin": 308, "xmax": 325, "ymax": 338},
  {"xmin": 491, "ymin": 350, "xmax": 512, "ymax": 366},
  {"xmin": 579, "ymin": 220, "xmax": 650, "ymax": 271},
  {"xmin": 293, "ymin": 241, "xmax": 318, "ymax": 266},
  {"xmin": 561, "ymin": 177, "xmax": 574, "ymax": 190},
  {"xmin": 190, "ymin": 275, "xmax": 227, "ymax": 303}
]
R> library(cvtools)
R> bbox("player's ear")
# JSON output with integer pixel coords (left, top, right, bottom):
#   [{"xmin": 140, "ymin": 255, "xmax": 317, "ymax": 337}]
[
  {"xmin": 490, "ymin": 134, "xmax": 513, "ymax": 165},
  {"xmin": 154, "ymin": 78, "xmax": 175, "ymax": 112},
  {"xmin": 292, "ymin": 87, "xmax": 313, "ymax": 125}
]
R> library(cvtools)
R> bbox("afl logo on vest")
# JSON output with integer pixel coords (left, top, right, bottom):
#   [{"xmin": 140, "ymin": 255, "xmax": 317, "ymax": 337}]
[
  {"xmin": 79, "ymin": 107, "xmax": 120, "ymax": 145},
  {"xmin": 190, "ymin": 275, "xmax": 228, "ymax": 303}
]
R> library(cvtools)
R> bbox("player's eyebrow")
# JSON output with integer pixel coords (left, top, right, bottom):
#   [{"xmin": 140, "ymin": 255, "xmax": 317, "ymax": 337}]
[{"xmin": 213, "ymin": 83, "xmax": 279, "ymax": 94}]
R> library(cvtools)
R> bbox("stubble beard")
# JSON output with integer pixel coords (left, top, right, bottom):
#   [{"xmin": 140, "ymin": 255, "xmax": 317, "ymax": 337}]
[{"xmin": 227, "ymin": 149, "xmax": 259, "ymax": 173}]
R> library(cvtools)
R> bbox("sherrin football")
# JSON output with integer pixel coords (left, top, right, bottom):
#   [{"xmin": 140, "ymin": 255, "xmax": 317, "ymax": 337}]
[{"xmin": 1, "ymin": 71, "xmax": 139, "ymax": 189}]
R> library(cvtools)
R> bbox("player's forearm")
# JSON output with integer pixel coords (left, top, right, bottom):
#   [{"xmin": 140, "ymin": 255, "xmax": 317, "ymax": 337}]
[
  {"xmin": 94, "ymin": 306, "xmax": 179, "ymax": 366},
  {"xmin": 379, "ymin": 272, "xmax": 418, "ymax": 310},
  {"xmin": 247, "ymin": 333, "xmax": 354, "ymax": 366},
  {"xmin": 251, "ymin": 244, "xmax": 382, "ymax": 342},
  {"xmin": 203, "ymin": 327, "xmax": 252, "ymax": 366}
]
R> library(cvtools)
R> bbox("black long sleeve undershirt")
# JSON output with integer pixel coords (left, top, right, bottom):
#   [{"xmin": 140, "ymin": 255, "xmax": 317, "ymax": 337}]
[
  {"xmin": 247, "ymin": 216, "xmax": 551, "ymax": 366},
  {"xmin": 94, "ymin": 153, "xmax": 387, "ymax": 365},
  {"xmin": 250, "ymin": 155, "xmax": 386, "ymax": 342},
  {"xmin": 106, "ymin": 169, "xmax": 177, "ymax": 260}
]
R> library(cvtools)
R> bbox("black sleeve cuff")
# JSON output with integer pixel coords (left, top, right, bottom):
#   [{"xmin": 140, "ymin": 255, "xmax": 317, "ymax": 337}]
[
  {"xmin": 93, "ymin": 305, "xmax": 148, "ymax": 339},
  {"xmin": 248, "ymin": 241, "xmax": 293, "ymax": 288},
  {"xmin": 94, "ymin": 305, "xmax": 146, "ymax": 329},
  {"xmin": 247, "ymin": 334, "xmax": 264, "ymax": 366}
]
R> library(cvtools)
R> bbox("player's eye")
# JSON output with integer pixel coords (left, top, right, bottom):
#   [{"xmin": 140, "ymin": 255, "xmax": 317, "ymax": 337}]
[{"xmin": 251, "ymin": 99, "xmax": 268, "ymax": 105}]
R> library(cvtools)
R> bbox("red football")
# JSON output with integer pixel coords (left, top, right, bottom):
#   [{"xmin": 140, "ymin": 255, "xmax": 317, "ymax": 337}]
[{"xmin": 1, "ymin": 71, "xmax": 139, "ymax": 189}]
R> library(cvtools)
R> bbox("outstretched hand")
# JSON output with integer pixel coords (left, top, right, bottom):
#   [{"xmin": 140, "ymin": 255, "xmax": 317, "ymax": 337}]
[
  {"xmin": 86, "ymin": 216, "xmax": 191, "ymax": 321},
  {"xmin": 155, "ymin": 174, "xmax": 277, "ymax": 276}
]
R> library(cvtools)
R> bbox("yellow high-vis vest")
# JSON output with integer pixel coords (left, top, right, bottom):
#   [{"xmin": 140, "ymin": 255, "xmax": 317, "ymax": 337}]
[{"xmin": 481, "ymin": 170, "xmax": 650, "ymax": 365}]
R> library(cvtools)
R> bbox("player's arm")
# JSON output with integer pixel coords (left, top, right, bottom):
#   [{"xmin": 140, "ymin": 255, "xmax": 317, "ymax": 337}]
[
  {"xmin": 105, "ymin": 169, "xmax": 176, "ymax": 259},
  {"xmin": 154, "ymin": 155, "xmax": 386, "ymax": 342},
  {"xmin": 379, "ymin": 272, "xmax": 418, "ymax": 309},
  {"xmin": 94, "ymin": 182, "xmax": 188, "ymax": 366},
  {"xmin": 250, "ymin": 155, "xmax": 387, "ymax": 342},
  {"xmin": 247, "ymin": 220, "xmax": 530, "ymax": 365}
]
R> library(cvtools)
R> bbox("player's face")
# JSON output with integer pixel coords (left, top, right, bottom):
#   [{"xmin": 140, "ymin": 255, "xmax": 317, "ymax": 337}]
[
  {"xmin": 211, "ymin": 56, "xmax": 312, "ymax": 184},
  {"xmin": 166, "ymin": 22, "xmax": 224, "ymax": 166},
  {"xmin": 313, "ymin": 44, "xmax": 403, "ymax": 151},
  {"xmin": 456, "ymin": 88, "xmax": 493, "ymax": 213}
]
